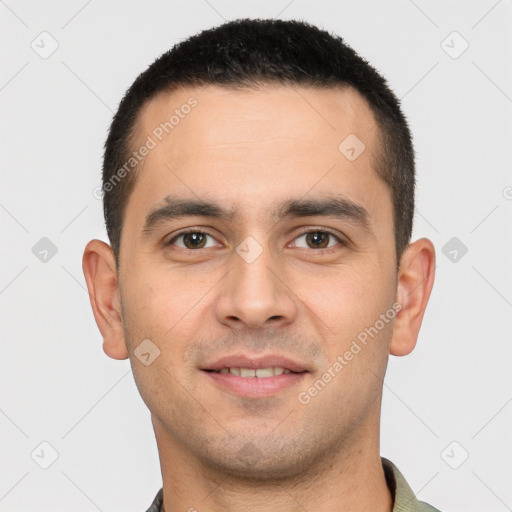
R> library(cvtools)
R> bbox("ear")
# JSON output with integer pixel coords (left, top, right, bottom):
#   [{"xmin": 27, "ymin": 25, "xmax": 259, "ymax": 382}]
[
  {"xmin": 390, "ymin": 238, "xmax": 436, "ymax": 356},
  {"xmin": 82, "ymin": 239, "xmax": 129, "ymax": 360}
]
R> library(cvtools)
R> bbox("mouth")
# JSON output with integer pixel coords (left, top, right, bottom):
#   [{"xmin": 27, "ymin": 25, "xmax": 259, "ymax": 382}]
[
  {"xmin": 201, "ymin": 355, "xmax": 308, "ymax": 397},
  {"xmin": 204, "ymin": 366, "xmax": 297, "ymax": 377}
]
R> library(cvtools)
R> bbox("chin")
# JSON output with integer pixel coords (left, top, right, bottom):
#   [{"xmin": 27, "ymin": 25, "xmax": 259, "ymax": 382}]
[{"xmin": 199, "ymin": 436, "xmax": 326, "ymax": 482}]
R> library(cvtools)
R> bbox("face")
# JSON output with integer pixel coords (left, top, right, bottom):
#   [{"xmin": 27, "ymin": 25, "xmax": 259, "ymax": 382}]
[{"xmin": 113, "ymin": 84, "xmax": 399, "ymax": 479}]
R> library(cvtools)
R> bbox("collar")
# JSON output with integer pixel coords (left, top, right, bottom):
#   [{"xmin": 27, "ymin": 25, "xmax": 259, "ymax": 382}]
[{"xmin": 145, "ymin": 457, "xmax": 441, "ymax": 512}]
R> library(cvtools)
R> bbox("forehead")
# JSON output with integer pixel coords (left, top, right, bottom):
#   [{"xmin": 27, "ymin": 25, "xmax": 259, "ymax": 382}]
[
  {"xmin": 136, "ymin": 83, "xmax": 380, "ymax": 160},
  {"xmin": 126, "ymin": 83, "xmax": 389, "ymax": 230}
]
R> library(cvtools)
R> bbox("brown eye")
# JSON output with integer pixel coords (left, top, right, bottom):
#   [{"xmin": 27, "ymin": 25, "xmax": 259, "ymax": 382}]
[
  {"xmin": 169, "ymin": 231, "xmax": 216, "ymax": 250},
  {"xmin": 293, "ymin": 231, "xmax": 343, "ymax": 250},
  {"xmin": 182, "ymin": 232, "xmax": 207, "ymax": 249},
  {"xmin": 306, "ymin": 232, "xmax": 329, "ymax": 248}
]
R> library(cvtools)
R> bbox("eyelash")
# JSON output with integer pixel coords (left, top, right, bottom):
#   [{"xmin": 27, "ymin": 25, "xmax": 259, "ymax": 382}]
[{"xmin": 167, "ymin": 228, "xmax": 347, "ymax": 252}]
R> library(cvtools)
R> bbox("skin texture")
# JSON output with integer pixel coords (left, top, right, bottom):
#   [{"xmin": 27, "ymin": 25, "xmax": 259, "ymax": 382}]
[{"xmin": 83, "ymin": 84, "xmax": 435, "ymax": 512}]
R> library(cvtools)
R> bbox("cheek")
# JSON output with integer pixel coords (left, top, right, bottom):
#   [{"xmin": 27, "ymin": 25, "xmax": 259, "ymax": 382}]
[
  {"xmin": 119, "ymin": 275, "xmax": 169, "ymax": 352},
  {"xmin": 121, "ymin": 267, "xmax": 215, "ymax": 367},
  {"xmin": 302, "ymin": 263, "xmax": 389, "ymax": 340},
  {"xmin": 120, "ymin": 274, "xmax": 200, "ymax": 411}
]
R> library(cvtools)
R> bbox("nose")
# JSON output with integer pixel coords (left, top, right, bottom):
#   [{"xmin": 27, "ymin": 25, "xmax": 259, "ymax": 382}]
[{"xmin": 214, "ymin": 243, "xmax": 297, "ymax": 331}]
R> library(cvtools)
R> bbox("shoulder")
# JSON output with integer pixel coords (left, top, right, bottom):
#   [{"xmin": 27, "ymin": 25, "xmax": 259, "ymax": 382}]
[
  {"xmin": 381, "ymin": 457, "xmax": 442, "ymax": 512},
  {"xmin": 144, "ymin": 488, "xmax": 163, "ymax": 512}
]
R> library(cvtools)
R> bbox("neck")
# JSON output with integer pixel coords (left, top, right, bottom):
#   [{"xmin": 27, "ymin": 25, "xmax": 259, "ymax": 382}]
[{"xmin": 153, "ymin": 415, "xmax": 393, "ymax": 512}]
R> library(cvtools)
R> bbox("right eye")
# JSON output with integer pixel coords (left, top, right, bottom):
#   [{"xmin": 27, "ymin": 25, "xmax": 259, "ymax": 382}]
[{"xmin": 167, "ymin": 229, "xmax": 219, "ymax": 250}]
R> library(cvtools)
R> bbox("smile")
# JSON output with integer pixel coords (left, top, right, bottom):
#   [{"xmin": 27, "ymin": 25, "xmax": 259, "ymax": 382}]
[{"xmin": 207, "ymin": 366, "xmax": 294, "ymax": 377}]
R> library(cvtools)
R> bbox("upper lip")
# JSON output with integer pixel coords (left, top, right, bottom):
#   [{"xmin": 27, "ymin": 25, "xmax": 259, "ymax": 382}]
[{"xmin": 201, "ymin": 354, "xmax": 309, "ymax": 373}]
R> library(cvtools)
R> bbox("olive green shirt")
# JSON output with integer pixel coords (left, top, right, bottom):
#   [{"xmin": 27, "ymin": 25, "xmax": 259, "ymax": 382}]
[{"xmin": 144, "ymin": 457, "xmax": 441, "ymax": 511}]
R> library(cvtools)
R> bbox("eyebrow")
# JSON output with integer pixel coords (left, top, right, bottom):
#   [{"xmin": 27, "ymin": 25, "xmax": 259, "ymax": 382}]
[{"xmin": 142, "ymin": 194, "xmax": 371, "ymax": 235}]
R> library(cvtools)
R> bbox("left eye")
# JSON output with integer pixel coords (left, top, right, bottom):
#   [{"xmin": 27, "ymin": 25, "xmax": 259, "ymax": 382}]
[{"xmin": 292, "ymin": 231, "xmax": 342, "ymax": 250}]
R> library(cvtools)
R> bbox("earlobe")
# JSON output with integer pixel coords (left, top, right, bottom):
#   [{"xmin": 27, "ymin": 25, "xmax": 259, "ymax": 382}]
[
  {"xmin": 82, "ymin": 239, "xmax": 129, "ymax": 360},
  {"xmin": 389, "ymin": 238, "xmax": 436, "ymax": 356}
]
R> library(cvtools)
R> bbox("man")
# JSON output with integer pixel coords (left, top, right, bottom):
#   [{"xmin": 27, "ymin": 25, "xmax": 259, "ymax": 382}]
[{"xmin": 82, "ymin": 18, "xmax": 438, "ymax": 512}]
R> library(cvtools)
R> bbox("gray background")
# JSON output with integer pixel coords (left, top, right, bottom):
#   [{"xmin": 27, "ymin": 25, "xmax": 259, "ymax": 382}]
[{"xmin": 1, "ymin": 0, "xmax": 511, "ymax": 511}]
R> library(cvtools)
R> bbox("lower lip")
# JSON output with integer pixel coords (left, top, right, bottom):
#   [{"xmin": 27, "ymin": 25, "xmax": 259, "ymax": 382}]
[{"xmin": 202, "ymin": 370, "xmax": 306, "ymax": 397}]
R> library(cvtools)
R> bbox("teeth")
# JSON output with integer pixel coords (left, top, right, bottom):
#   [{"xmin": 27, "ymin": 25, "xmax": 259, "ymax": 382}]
[
  {"xmin": 218, "ymin": 367, "xmax": 290, "ymax": 378},
  {"xmin": 255, "ymin": 367, "xmax": 273, "ymax": 378}
]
